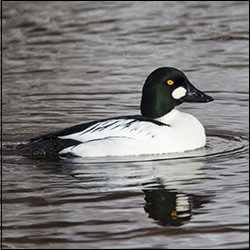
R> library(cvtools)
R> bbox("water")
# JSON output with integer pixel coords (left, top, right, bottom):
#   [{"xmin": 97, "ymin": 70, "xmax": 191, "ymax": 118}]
[{"xmin": 2, "ymin": 1, "xmax": 249, "ymax": 249}]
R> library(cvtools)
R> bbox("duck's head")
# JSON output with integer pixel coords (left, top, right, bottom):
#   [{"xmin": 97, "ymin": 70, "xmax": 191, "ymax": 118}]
[{"xmin": 140, "ymin": 67, "xmax": 213, "ymax": 118}]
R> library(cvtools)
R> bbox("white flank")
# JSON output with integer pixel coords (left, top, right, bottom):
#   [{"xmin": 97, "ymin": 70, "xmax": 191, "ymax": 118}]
[{"xmin": 58, "ymin": 109, "xmax": 206, "ymax": 158}]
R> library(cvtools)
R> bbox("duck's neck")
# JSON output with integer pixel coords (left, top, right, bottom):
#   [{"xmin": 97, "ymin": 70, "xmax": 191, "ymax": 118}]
[
  {"xmin": 140, "ymin": 84, "xmax": 175, "ymax": 118},
  {"xmin": 140, "ymin": 99, "xmax": 174, "ymax": 118},
  {"xmin": 155, "ymin": 108, "xmax": 180, "ymax": 124}
]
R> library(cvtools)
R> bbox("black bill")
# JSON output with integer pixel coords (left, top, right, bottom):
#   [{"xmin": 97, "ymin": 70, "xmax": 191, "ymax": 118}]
[{"xmin": 181, "ymin": 81, "xmax": 214, "ymax": 103}]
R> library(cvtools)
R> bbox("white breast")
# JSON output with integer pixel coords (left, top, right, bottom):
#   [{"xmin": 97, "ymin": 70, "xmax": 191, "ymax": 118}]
[
  {"xmin": 59, "ymin": 108, "xmax": 206, "ymax": 158},
  {"xmin": 156, "ymin": 108, "xmax": 206, "ymax": 152}
]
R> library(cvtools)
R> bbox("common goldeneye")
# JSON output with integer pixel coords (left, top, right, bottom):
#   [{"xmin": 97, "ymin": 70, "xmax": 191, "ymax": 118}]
[{"xmin": 21, "ymin": 67, "xmax": 213, "ymax": 158}]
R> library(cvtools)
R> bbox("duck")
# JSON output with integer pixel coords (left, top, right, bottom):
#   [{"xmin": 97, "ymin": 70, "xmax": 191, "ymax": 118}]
[{"xmin": 21, "ymin": 67, "xmax": 213, "ymax": 158}]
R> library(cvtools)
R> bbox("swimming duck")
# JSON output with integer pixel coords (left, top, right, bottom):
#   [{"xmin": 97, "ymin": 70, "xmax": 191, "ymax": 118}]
[{"xmin": 22, "ymin": 67, "xmax": 213, "ymax": 158}]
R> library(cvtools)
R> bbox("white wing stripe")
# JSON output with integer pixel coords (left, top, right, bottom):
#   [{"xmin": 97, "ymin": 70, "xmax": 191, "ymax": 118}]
[{"xmin": 59, "ymin": 118, "xmax": 163, "ymax": 142}]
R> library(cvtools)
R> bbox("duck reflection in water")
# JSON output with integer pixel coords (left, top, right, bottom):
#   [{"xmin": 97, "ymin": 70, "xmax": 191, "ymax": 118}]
[{"xmin": 142, "ymin": 149, "xmax": 212, "ymax": 226}]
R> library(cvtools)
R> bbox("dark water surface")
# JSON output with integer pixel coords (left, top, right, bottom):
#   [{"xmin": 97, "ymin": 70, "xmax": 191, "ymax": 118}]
[{"xmin": 2, "ymin": 1, "xmax": 249, "ymax": 249}]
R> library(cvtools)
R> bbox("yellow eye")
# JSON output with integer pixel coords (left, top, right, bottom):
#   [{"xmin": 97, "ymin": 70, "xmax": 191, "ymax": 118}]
[{"xmin": 167, "ymin": 80, "xmax": 174, "ymax": 85}]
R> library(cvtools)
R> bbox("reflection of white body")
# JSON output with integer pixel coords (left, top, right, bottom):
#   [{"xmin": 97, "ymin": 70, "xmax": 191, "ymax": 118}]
[
  {"xmin": 59, "ymin": 109, "xmax": 206, "ymax": 158},
  {"xmin": 70, "ymin": 147, "xmax": 206, "ymax": 194},
  {"xmin": 150, "ymin": 152, "xmax": 205, "ymax": 190}
]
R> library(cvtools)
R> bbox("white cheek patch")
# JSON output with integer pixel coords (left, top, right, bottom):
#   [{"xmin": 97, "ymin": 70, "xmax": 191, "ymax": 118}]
[{"xmin": 172, "ymin": 87, "xmax": 187, "ymax": 99}]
